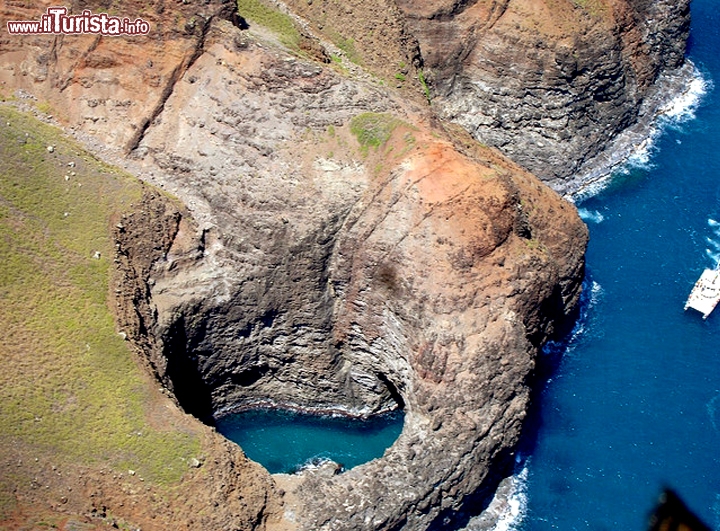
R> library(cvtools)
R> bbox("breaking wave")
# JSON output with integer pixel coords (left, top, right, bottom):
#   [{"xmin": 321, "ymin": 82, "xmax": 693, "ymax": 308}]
[
  {"xmin": 577, "ymin": 208, "xmax": 605, "ymax": 224},
  {"xmin": 628, "ymin": 65, "xmax": 709, "ymax": 169},
  {"xmin": 660, "ymin": 72, "xmax": 710, "ymax": 123},
  {"xmin": 461, "ymin": 464, "xmax": 530, "ymax": 531},
  {"xmin": 542, "ymin": 278, "xmax": 603, "ymax": 358},
  {"xmin": 571, "ymin": 64, "xmax": 709, "ymax": 202},
  {"xmin": 494, "ymin": 466, "xmax": 529, "ymax": 531}
]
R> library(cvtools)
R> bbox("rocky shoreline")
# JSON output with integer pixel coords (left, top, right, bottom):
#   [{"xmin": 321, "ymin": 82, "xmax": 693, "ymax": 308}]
[
  {"xmin": 212, "ymin": 397, "xmax": 401, "ymax": 421},
  {"xmin": 0, "ymin": 0, "xmax": 691, "ymax": 529},
  {"xmin": 562, "ymin": 60, "xmax": 705, "ymax": 198}
]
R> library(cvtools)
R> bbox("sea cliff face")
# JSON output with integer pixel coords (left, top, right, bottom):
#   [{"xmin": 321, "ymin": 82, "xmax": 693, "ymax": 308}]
[
  {"xmin": 0, "ymin": 0, "xmax": 687, "ymax": 528},
  {"xmin": 402, "ymin": 0, "xmax": 691, "ymax": 190},
  {"xmin": 107, "ymin": 20, "xmax": 587, "ymax": 529},
  {"xmin": 280, "ymin": 0, "xmax": 691, "ymax": 191}
]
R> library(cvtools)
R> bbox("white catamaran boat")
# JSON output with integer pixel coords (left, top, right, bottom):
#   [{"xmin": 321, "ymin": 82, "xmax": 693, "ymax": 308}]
[{"xmin": 684, "ymin": 267, "xmax": 720, "ymax": 319}]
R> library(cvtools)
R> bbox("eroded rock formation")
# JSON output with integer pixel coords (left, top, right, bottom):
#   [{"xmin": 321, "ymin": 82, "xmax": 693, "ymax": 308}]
[
  {"xmin": 281, "ymin": 0, "xmax": 692, "ymax": 191},
  {"xmin": 2, "ymin": 0, "xmax": 691, "ymax": 191},
  {"xmin": 416, "ymin": 0, "xmax": 692, "ymax": 190},
  {"xmin": 0, "ymin": 0, "xmax": 688, "ymax": 528},
  {"xmin": 103, "ymin": 20, "xmax": 587, "ymax": 529}
]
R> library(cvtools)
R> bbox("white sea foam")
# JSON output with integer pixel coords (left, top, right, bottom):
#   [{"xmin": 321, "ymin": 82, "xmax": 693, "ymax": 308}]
[
  {"xmin": 709, "ymin": 218, "xmax": 720, "ymax": 238},
  {"xmin": 703, "ymin": 237, "xmax": 720, "ymax": 265},
  {"xmin": 296, "ymin": 456, "xmax": 341, "ymax": 474},
  {"xmin": 571, "ymin": 64, "xmax": 709, "ymax": 202},
  {"xmin": 705, "ymin": 236, "xmax": 720, "ymax": 248},
  {"xmin": 577, "ymin": 208, "xmax": 605, "ymax": 224},
  {"xmin": 632, "ymin": 66, "xmax": 709, "ymax": 162},
  {"xmin": 492, "ymin": 466, "xmax": 529, "ymax": 531},
  {"xmin": 589, "ymin": 280, "xmax": 603, "ymax": 307},
  {"xmin": 620, "ymin": 67, "xmax": 708, "ymax": 173},
  {"xmin": 624, "ymin": 137, "xmax": 657, "ymax": 172},
  {"xmin": 569, "ymin": 280, "xmax": 603, "ymax": 347},
  {"xmin": 461, "ymin": 465, "xmax": 530, "ymax": 531},
  {"xmin": 659, "ymin": 72, "xmax": 711, "ymax": 123},
  {"xmin": 543, "ymin": 279, "xmax": 602, "ymax": 358},
  {"xmin": 703, "ymin": 219, "xmax": 720, "ymax": 267},
  {"xmin": 705, "ymin": 248, "xmax": 720, "ymax": 267}
]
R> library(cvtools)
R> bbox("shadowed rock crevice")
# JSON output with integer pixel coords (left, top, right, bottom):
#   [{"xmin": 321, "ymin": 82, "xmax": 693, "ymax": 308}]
[
  {"xmin": 162, "ymin": 312, "xmax": 216, "ymax": 423},
  {"xmin": 114, "ymin": 192, "xmax": 406, "ymax": 423},
  {"xmin": 125, "ymin": 15, "xmax": 214, "ymax": 154},
  {"xmin": 424, "ymin": 445, "xmax": 516, "ymax": 531}
]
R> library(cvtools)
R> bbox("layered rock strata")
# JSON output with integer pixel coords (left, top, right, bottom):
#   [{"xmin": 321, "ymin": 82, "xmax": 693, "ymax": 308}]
[
  {"xmin": 397, "ymin": 0, "xmax": 691, "ymax": 189},
  {"xmin": 2, "ymin": 0, "xmax": 691, "ymax": 191},
  {"xmin": 5, "ymin": 0, "xmax": 687, "ymax": 528},
  {"xmin": 277, "ymin": 0, "xmax": 692, "ymax": 190},
  {"xmin": 105, "ymin": 19, "xmax": 587, "ymax": 530}
]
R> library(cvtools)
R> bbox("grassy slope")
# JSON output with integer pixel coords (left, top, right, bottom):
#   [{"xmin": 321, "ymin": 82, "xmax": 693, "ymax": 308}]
[
  {"xmin": 237, "ymin": 0, "xmax": 301, "ymax": 48},
  {"xmin": 0, "ymin": 106, "xmax": 200, "ymax": 518}
]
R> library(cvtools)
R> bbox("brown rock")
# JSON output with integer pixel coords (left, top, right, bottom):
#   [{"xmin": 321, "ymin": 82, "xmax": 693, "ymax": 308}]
[
  {"xmin": 395, "ymin": 0, "xmax": 691, "ymax": 189},
  {"xmin": 0, "ymin": 1, "xmax": 620, "ymax": 529},
  {"xmin": 106, "ymin": 22, "xmax": 587, "ymax": 529}
]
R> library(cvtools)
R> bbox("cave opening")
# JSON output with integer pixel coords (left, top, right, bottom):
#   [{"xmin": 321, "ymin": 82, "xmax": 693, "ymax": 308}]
[
  {"xmin": 135, "ymin": 208, "xmax": 412, "ymax": 475},
  {"xmin": 160, "ymin": 304, "xmax": 408, "ymax": 474}
]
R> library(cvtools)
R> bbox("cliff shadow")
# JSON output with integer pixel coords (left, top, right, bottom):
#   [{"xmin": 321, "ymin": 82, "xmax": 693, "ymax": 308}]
[
  {"xmin": 515, "ymin": 272, "xmax": 595, "ymax": 463},
  {"xmin": 163, "ymin": 314, "xmax": 216, "ymax": 425}
]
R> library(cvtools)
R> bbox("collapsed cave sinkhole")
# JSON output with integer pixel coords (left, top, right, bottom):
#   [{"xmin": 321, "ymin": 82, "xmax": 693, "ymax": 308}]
[
  {"xmin": 215, "ymin": 408, "xmax": 405, "ymax": 474},
  {"xmin": 156, "ymin": 290, "xmax": 408, "ymax": 474},
  {"xmin": 117, "ymin": 198, "xmax": 412, "ymax": 475}
]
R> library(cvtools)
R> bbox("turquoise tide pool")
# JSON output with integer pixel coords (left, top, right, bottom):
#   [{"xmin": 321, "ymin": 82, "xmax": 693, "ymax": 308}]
[{"xmin": 215, "ymin": 409, "xmax": 404, "ymax": 474}]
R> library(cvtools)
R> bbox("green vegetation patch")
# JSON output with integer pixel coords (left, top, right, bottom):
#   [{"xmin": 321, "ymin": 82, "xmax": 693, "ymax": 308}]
[
  {"xmin": 572, "ymin": 0, "xmax": 607, "ymax": 16},
  {"xmin": 0, "ymin": 106, "xmax": 200, "ymax": 506},
  {"xmin": 237, "ymin": 0, "xmax": 300, "ymax": 48},
  {"xmin": 349, "ymin": 113, "xmax": 404, "ymax": 157},
  {"xmin": 328, "ymin": 31, "xmax": 362, "ymax": 66}
]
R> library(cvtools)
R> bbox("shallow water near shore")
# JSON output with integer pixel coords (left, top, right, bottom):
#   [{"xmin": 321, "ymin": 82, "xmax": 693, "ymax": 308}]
[
  {"xmin": 513, "ymin": 2, "xmax": 720, "ymax": 530},
  {"xmin": 215, "ymin": 409, "xmax": 404, "ymax": 474}
]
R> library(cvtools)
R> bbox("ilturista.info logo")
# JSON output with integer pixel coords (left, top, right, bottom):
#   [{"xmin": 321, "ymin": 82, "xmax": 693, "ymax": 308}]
[{"xmin": 6, "ymin": 6, "xmax": 150, "ymax": 36}]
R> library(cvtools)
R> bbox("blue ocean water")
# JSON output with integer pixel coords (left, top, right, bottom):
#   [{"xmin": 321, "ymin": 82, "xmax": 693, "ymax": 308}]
[
  {"xmin": 215, "ymin": 409, "xmax": 403, "ymax": 474},
  {"xmin": 515, "ymin": 3, "xmax": 720, "ymax": 530}
]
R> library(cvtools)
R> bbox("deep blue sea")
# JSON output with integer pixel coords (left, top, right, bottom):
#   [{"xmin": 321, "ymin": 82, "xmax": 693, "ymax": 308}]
[{"xmin": 512, "ymin": 2, "xmax": 720, "ymax": 530}]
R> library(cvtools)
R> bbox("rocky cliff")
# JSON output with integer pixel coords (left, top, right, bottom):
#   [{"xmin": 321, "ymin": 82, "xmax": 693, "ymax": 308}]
[
  {"xmin": 401, "ymin": 0, "xmax": 691, "ymax": 190},
  {"xmin": 279, "ymin": 0, "xmax": 692, "ymax": 192},
  {"xmin": 0, "ymin": 0, "xmax": 688, "ymax": 528},
  {"xmin": 105, "ymin": 19, "xmax": 587, "ymax": 529},
  {"xmin": 1, "ymin": 0, "xmax": 691, "ymax": 189}
]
